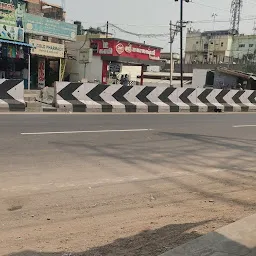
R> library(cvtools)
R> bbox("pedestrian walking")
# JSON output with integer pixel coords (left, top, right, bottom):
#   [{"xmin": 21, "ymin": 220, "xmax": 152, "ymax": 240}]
[
  {"xmin": 123, "ymin": 74, "xmax": 129, "ymax": 86},
  {"xmin": 120, "ymin": 75, "xmax": 124, "ymax": 85}
]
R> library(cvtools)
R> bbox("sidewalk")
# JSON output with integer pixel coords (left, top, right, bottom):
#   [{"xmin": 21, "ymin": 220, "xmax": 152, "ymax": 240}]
[{"xmin": 159, "ymin": 214, "xmax": 256, "ymax": 256}]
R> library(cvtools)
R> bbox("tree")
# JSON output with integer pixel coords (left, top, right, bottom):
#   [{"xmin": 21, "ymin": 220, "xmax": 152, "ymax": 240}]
[{"xmin": 87, "ymin": 27, "xmax": 102, "ymax": 34}]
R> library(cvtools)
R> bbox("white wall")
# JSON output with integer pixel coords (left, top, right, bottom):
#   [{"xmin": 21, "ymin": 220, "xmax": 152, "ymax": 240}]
[
  {"xmin": 66, "ymin": 39, "xmax": 102, "ymax": 82},
  {"xmin": 65, "ymin": 41, "xmax": 89, "ymax": 82},
  {"xmin": 192, "ymin": 69, "xmax": 209, "ymax": 88},
  {"xmin": 86, "ymin": 56, "xmax": 103, "ymax": 82}
]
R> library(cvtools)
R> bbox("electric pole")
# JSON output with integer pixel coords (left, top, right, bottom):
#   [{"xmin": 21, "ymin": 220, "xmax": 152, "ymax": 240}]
[
  {"xmin": 180, "ymin": 0, "xmax": 184, "ymax": 88},
  {"xmin": 106, "ymin": 21, "xmax": 109, "ymax": 38},
  {"xmin": 170, "ymin": 21, "xmax": 173, "ymax": 87},
  {"xmin": 253, "ymin": 20, "xmax": 256, "ymax": 35},
  {"xmin": 212, "ymin": 13, "xmax": 218, "ymax": 31},
  {"xmin": 175, "ymin": 0, "xmax": 189, "ymax": 88},
  {"xmin": 169, "ymin": 21, "xmax": 179, "ymax": 87}
]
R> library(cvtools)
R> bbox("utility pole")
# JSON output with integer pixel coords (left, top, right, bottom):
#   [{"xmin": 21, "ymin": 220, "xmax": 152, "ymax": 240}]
[
  {"xmin": 170, "ymin": 21, "xmax": 173, "ymax": 87},
  {"xmin": 106, "ymin": 21, "xmax": 109, "ymax": 38},
  {"xmin": 253, "ymin": 20, "xmax": 256, "ymax": 35},
  {"xmin": 212, "ymin": 13, "xmax": 218, "ymax": 31},
  {"xmin": 175, "ymin": 0, "xmax": 189, "ymax": 87},
  {"xmin": 180, "ymin": 0, "xmax": 184, "ymax": 88},
  {"xmin": 169, "ymin": 21, "xmax": 179, "ymax": 87},
  {"xmin": 175, "ymin": 0, "xmax": 189, "ymax": 88}
]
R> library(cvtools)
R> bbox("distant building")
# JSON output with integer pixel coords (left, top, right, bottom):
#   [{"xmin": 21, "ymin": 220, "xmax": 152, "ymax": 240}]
[
  {"xmin": 185, "ymin": 29, "xmax": 256, "ymax": 65},
  {"xmin": 41, "ymin": 1, "xmax": 65, "ymax": 21},
  {"xmin": 232, "ymin": 34, "xmax": 256, "ymax": 62},
  {"xmin": 185, "ymin": 29, "xmax": 236, "ymax": 64}
]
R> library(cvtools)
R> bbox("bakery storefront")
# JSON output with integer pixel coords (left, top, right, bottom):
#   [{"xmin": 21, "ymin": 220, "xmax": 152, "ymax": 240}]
[{"xmin": 90, "ymin": 38, "xmax": 162, "ymax": 85}]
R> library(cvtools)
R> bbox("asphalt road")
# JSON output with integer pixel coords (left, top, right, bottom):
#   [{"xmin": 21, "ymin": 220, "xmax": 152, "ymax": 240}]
[{"xmin": 0, "ymin": 113, "xmax": 255, "ymax": 256}]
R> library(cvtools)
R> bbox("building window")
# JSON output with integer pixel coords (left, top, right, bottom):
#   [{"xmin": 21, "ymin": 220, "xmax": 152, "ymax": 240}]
[
  {"xmin": 210, "ymin": 42, "xmax": 213, "ymax": 44},
  {"xmin": 204, "ymin": 43, "xmax": 208, "ymax": 50},
  {"xmin": 90, "ymin": 42, "xmax": 98, "ymax": 54},
  {"xmin": 239, "ymin": 44, "xmax": 245, "ymax": 48},
  {"xmin": 249, "ymin": 44, "xmax": 254, "ymax": 47},
  {"xmin": 196, "ymin": 41, "xmax": 199, "ymax": 44},
  {"xmin": 221, "ymin": 42, "xmax": 224, "ymax": 47}
]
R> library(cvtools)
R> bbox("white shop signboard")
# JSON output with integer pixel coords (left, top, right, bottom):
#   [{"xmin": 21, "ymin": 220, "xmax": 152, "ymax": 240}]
[{"xmin": 30, "ymin": 39, "xmax": 65, "ymax": 58}]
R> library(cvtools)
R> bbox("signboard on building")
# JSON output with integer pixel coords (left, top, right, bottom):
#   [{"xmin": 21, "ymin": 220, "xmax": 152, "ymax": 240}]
[
  {"xmin": 0, "ymin": 0, "xmax": 26, "ymax": 41},
  {"xmin": 30, "ymin": 39, "xmax": 65, "ymax": 58},
  {"xmin": 0, "ymin": 23, "xmax": 24, "ymax": 41},
  {"xmin": 24, "ymin": 13, "xmax": 77, "ymax": 41},
  {"xmin": 38, "ymin": 58, "xmax": 45, "ymax": 88},
  {"xmin": 0, "ymin": 0, "xmax": 26, "ymax": 27},
  {"xmin": 79, "ymin": 48, "xmax": 93, "ymax": 64},
  {"xmin": 91, "ymin": 39, "xmax": 161, "ymax": 61}
]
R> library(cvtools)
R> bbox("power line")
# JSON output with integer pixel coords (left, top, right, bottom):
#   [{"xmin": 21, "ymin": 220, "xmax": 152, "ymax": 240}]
[
  {"xmin": 191, "ymin": 0, "xmax": 230, "ymax": 13},
  {"xmin": 108, "ymin": 23, "xmax": 170, "ymax": 38}
]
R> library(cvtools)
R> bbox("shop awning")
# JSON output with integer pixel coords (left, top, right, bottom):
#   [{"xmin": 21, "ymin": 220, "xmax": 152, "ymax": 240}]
[{"xmin": 0, "ymin": 39, "xmax": 33, "ymax": 48}]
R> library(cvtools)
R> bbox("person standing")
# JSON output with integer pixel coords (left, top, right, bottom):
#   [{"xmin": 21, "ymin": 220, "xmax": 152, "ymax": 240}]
[
  {"xmin": 120, "ymin": 75, "xmax": 124, "ymax": 85},
  {"xmin": 22, "ymin": 66, "xmax": 28, "ymax": 89},
  {"xmin": 123, "ymin": 74, "xmax": 129, "ymax": 86},
  {"xmin": 15, "ymin": 2, "xmax": 24, "ymax": 28}
]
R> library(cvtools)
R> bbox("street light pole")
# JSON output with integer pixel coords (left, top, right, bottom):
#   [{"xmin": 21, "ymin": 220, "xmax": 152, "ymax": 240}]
[
  {"xmin": 180, "ymin": 0, "xmax": 184, "ymax": 88},
  {"xmin": 170, "ymin": 20, "xmax": 173, "ymax": 87},
  {"xmin": 175, "ymin": 0, "xmax": 189, "ymax": 87}
]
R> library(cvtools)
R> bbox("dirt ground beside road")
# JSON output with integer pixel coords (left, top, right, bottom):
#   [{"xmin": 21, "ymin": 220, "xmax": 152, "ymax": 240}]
[
  {"xmin": 1, "ymin": 167, "xmax": 255, "ymax": 256},
  {"xmin": 0, "ymin": 113, "xmax": 256, "ymax": 256}
]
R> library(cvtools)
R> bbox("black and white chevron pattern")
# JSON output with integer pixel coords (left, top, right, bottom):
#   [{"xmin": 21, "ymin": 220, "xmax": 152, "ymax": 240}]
[
  {"xmin": 0, "ymin": 79, "xmax": 25, "ymax": 112},
  {"xmin": 55, "ymin": 82, "xmax": 256, "ymax": 113}
]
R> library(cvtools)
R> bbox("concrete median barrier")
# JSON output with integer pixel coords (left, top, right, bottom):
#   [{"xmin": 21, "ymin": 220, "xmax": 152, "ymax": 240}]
[
  {"xmin": 0, "ymin": 79, "xmax": 25, "ymax": 112},
  {"xmin": 54, "ymin": 82, "xmax": 256, "ymax": 113}
]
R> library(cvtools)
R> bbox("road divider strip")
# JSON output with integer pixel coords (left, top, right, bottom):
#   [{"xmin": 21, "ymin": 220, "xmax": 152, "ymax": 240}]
[
  {"xmin": 54, "ymin": 83, "xmax": 256, "ymax": 113},
  {"xmin": 0, "ymin": 79, "xmax": 25, "ymax": 112}
]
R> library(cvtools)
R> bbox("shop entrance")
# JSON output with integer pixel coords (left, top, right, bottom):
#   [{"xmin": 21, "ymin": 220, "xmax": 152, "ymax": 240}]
[
  {"xmin": 30, "ymin": 56, "xmax": 60, "ymax": 89},
  {"xmin": 0, "ymin": 40, "xmax": 31, "ymax": 88}
]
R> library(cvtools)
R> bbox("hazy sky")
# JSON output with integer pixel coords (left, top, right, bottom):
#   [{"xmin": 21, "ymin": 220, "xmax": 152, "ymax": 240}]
[{"xmin": 50, "ymin": 0, "xmax": 256, "ymax": 51}]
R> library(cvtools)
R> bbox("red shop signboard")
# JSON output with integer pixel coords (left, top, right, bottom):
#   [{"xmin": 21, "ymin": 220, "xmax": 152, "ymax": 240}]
[{"xmin": 91, "ymin": 39, "xmax": 161, "ymax": 61}]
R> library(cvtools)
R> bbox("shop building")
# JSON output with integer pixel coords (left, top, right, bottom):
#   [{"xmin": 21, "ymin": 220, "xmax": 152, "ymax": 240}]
[
  {"xmin": 0, "ymin": 0, "xmax": 77, "ymax": 89},
  {"xmin": 66, "ymin": 36, "xmax": 162, "ymax": 85},
  {"xmin": 0, "ymin": 0, "xmax": 32, "ymax": 85},
  {"xmin": 23, "ymin": 0, "xmax": 77, "ymax": 89}
]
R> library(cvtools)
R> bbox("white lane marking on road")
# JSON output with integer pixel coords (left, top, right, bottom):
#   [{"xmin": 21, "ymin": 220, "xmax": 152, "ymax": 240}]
[
  {"xmin": 233, "ymin": 125, "xmax": 256, "ymax": 128},
  {"xmin": 21, "ymin": 128, "xmax": 154, "ymax": 135}
]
